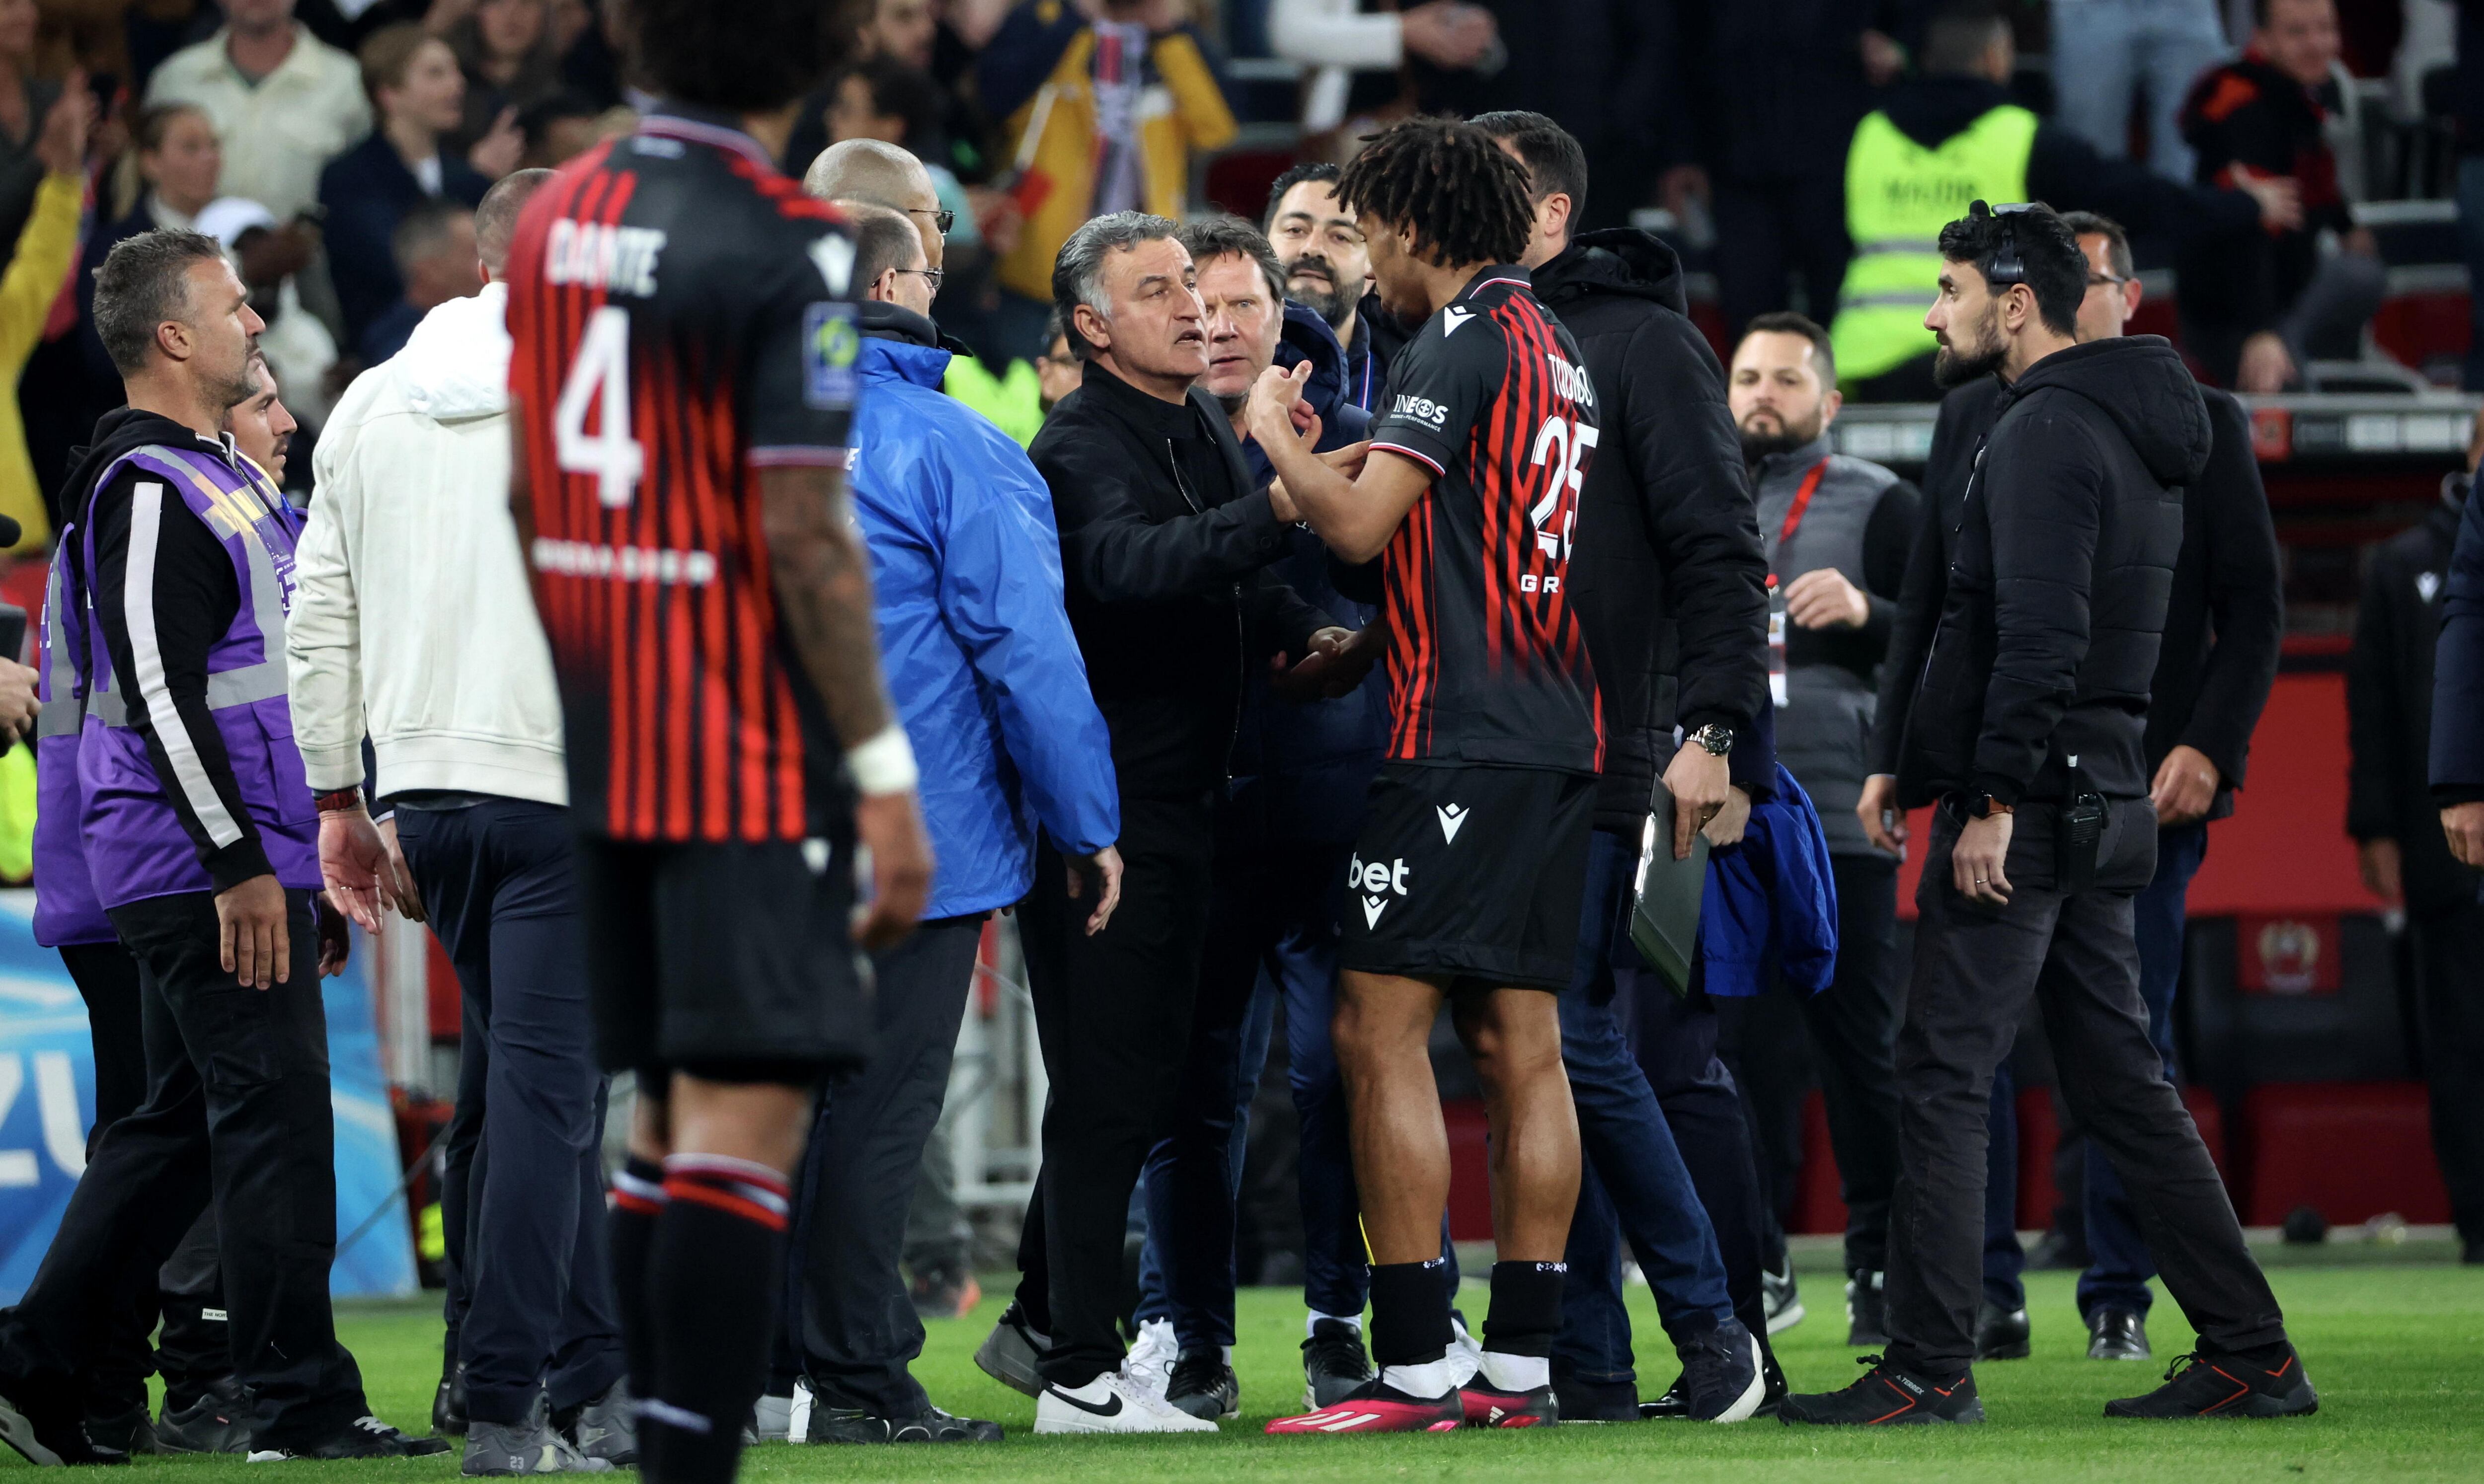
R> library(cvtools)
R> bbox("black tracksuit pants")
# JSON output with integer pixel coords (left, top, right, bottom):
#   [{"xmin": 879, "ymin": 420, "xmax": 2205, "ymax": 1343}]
[
  {"xmin": 785, "ymin": 914, "xmax": 986, "ymax": 1415},
  {"xmin": 0, "ymin": 891, "xmax": 366, "ymax": 1449},
  {"xmin": 1886, "ymin": 806, "xmax": 2286, "ymax": 1378},
  {"xmin": 58, "ymin": 943, "xmax": 231, "ymax": 1418},
  {"xmin": 1013, "ymin": 795, "xmax": 1218, "ymax": 1387},
  {"xmin": 1719, "ymin": 852, "xmax": 1904, "ymax": 1276}
]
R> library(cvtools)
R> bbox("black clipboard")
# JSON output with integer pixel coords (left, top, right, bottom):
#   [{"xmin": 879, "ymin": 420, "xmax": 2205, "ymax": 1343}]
[{"xmin": 1630, "ymin": 784, "xmax": 1708, "ymax": 998}]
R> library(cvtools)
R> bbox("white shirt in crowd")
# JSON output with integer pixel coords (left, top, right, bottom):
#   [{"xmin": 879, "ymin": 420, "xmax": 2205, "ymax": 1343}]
[
  {"xmin": 146, "ymin": 22, "xmax": 371, "ymax": 222},
  {"xmin": 287, "ymin": 282, "xmax": 568, "ymax": 807}
]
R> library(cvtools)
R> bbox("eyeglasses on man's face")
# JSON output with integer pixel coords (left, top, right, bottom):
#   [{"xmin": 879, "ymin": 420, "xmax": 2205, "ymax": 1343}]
[{"xmin": 908, "ymin": 205, "xmax": 956, "ymax": 235}]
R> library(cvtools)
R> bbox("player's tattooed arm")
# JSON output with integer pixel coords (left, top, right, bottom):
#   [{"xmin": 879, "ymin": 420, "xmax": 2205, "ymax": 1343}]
[{"xmin": 760, "ymin": 464, "xmax": 896, "ymax": 746}]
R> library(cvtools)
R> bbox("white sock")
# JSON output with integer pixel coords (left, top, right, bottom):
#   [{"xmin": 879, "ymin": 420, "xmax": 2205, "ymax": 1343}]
[
  {"xmin": 1308, "ymin": 1312, "xmax": 1363, "ymax": 1340},
  {"xmin": 1379, "ymin": 1358, "xmax": 1457, "ymax": 1397},
  {"xmin": 1479, "ymin": 1350, "xmax": 1550, "ymax": 1393}
]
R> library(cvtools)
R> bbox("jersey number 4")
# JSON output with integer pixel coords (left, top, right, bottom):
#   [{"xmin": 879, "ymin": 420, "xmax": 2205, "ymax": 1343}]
[
  {"xmin": 556, "ymin": 306, "xmax": 646, "ymax": 508},
  {"xmin": 1528, "ymin": 414, "xmax": 1595, "ymax": 560}
]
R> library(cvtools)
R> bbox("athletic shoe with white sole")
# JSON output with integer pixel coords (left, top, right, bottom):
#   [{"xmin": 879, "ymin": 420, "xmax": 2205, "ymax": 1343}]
[
  {"xmin": 1123, "ymin": 1318, "xmax": 1177, "ymax": 1399},
  {"xmin": 1033, "ymin": 1370, "xmax": 1217, "ymax": 1435},
  {"xmin": 1457, "ymin": 1380, "xmax": 1556, "ymax": 1429},
  {"xmin": 1301, "ymin": 1320, "xmax": 1376, "ymax": 1409},
  {"xmin": 973, "ymin": 1303, "xmax": 1050, "ymax": 1398},
  {"xmin": 1677, "ymin": 1320, "xmax": 1767, "ymax": 1423},
  {"xmin": 247, "ymin": 1415, "xmax": 455, "ymax": 1461},
  {"xmin": 1761, "ymin": 1260, "xmax": 1804, "ymax": 1335},
  {"xmin": 1266, "ymin": 1378, "xmax": 1462, "ymax": 1435}
]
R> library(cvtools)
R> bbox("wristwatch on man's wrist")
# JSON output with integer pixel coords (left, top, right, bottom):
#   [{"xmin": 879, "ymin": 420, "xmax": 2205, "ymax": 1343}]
[
  {"xmin": 1964, "ymin": 790, "xmax": 2015, "ymax": 819},
  {"xmin": 313, "ymin": 789, "xmax": 363, "ymax": 816},
  {"xmin": 1687, "ymin": 723, "xmax": 1735, "ymax": 757}
]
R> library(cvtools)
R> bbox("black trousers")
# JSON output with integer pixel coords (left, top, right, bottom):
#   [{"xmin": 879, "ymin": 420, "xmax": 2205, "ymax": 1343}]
[
  {"xmin": 397, "ymin": 798, "xmax": 625, "ymax": 1426},
  {"xmin": 1718, "ymin": 852, "xmax": 1903, "ymax": 1276},
  {"xmin": 786, "ymin": 914, "xmax": 986, "ymax": 1415},
  {"xmin": 2408, "ymin": 901, "xmax": 2484, "ymax": 1247},
  {"xmin": 0, "ymin": 891, "xmax": 365, "ymax": 1448},
  {"xmin": 1886, "ymin": 807, "xmax": 2286, "ymax": 1377},
  {"xmin": 58, "ymin": 943, "xmax": 231, "ymax": 1417},
  {"xmin": 1014, "ymin": 795, "xmax": 1218, "ymax": 1386}
]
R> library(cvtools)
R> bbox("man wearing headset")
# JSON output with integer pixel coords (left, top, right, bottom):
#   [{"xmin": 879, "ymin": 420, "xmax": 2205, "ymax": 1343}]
[{"xmin": 1782, "ymin": 202, "xmax": 2307, "ymax": 1426}]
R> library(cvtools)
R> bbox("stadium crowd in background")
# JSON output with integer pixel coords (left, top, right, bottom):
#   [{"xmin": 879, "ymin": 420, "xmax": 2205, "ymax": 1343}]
[{"xmin": 0, "ymin": 0, "xmax": 2478, "ymax": 1475}]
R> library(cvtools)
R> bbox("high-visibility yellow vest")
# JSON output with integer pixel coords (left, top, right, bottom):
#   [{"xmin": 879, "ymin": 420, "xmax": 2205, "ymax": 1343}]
[{"xmin": 1830, "ymin": 104, "xmax": 2037, "ymax": 385}]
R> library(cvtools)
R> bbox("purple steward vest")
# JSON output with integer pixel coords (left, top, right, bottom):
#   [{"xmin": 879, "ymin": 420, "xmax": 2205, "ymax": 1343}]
[
  {"xmin": 31, "ymin": 542, "xmax": 110, "ymax": 945},
  {"xmin": 71, "ymin": 442, "xmax": 317, "ymax": 909}
]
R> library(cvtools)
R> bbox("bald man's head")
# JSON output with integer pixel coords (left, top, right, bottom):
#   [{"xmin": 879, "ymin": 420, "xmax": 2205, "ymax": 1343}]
[
  {"xmin": 476, "ymin": 167, "xmax": 557, "ymax": 277},
  {"xmin": 804, "ymin": 139, "xmax": 943, "ymax": 267}
]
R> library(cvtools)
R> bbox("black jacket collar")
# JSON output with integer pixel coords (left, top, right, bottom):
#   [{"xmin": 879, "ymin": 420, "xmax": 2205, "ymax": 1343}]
[
  {"xmin": 857, "ymin": 300, "xmax": 940, "ymax": 347},
  {"xmin": 1076, "ymin": 360, "xmax": 1215, "ymax": 441}
]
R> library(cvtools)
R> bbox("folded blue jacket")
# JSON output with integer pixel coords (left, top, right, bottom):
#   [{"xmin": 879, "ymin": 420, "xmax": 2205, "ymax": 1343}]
[{"xmin": 1698, "ymin": 763, "xmax": 1840, "ymax": 997}]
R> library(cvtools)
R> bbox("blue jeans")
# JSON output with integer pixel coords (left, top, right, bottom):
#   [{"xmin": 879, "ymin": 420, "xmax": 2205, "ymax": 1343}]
[
  {"xmin": 2077, "ymin": 821, "xmax": 2207, "ymax": 1318},
  {"xmin": 2046, "ymin": 0, "xmax": 2230, "ymax": 184},
  {"xmin": 1551, "ymin": 829, "xmax": 1737, "ymax": 1384}
]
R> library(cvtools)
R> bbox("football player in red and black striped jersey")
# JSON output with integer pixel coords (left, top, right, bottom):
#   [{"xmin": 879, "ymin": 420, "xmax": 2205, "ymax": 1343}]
[
  {"xmin": 504, "ymin": 4, "xmax": 930, "ymax": 1479},
  {"xmin": 1250, "ymin": 118, "xmax": 1599, "ymax": 1435}
]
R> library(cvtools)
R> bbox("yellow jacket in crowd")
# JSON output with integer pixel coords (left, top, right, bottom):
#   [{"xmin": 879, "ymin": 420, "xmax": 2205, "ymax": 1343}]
[
  {"xmin": 0, "ymin": 171, "xmax": 84, "ymax": 550},
  {"xmin": 994, "ymin": 15, "xmax": 1237, "ymax": 304}
]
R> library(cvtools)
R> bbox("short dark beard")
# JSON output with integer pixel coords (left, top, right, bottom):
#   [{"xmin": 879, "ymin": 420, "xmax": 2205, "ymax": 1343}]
[
  {"xmin": 1738, "ymin": 427, "xmax": 1810, "ymax": 464},
  {"xmin": 1215, "ymin": 389, "xmax": 1247, "ymax": 417},
  {"xmin": 1286, "ymin": 254, "xmax": 1356, "ymax": 329},
  {"xmin": 1933, "ymin": 304, "xmax": 2005, "ymax": 388}
]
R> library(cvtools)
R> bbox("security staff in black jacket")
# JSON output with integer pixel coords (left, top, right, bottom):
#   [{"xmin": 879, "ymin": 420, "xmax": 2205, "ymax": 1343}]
[
  {"xmin": 1868, "ymin": 212, "xmax": 2286, "ymax": 1363},
  {"xmin": 1785, "ymin": 202, "xmax": 2309, "ymax": 1425},
  {"xmin": 1476, "ymin": 113, "xmax": 1780, "ymax": 1418},
  {"xmin": 992, "ymin": 211, "xmax": 1349, "ymax": 1425},
  {"xmin": 2358, "ymin": 436, "xmax": 2484, "ymax": 1265}
]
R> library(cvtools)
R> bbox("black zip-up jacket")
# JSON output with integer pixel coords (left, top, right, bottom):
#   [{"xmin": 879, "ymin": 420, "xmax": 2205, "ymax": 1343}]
[
  {"xmin": 1878, "ymin": 336, "xmax": 2207, "ymax": 808},
  {"xmin": 1531, "ymin": 228, "xmax": 1772, "ymax": 832},
  {"xmin": 1029, "ymin": 362, "xmax": 1328, "ymax": 801},
  {"xmin": 1880, "ymin": 373, "xmax": 2282, "ymax": 817},
  {"xmin": 2349, "ymin": 487, "xmax": 2481, "ymax": 917}
]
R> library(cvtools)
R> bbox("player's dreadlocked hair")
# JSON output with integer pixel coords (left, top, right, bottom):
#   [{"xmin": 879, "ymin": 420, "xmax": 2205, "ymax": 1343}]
[
  {"xmin": 624, "ymin": 0, "xmax": 856, "ymax": 114},
  {"xmin": 1334, "ymin": 117, "xmax": 1533, "ymax": 269}
]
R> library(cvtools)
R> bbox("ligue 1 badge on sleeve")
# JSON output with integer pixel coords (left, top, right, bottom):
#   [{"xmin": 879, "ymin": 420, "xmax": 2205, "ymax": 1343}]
[{"xmin": 804, "ymin": 301, "xmax": 861, "ymax": 410}]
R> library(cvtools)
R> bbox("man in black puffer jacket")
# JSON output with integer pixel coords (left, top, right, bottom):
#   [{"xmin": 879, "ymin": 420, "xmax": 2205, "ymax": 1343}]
[
  {"xmin": 1476, "ymin": 112, "xmax": 1776, "ymax": 1424},
  {"xmin": 1784, "ymin": 202, "xmax": 2311, "ymax": 1427}
]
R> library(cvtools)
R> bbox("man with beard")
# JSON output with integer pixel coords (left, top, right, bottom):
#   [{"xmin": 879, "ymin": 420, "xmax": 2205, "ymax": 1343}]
[
  {"xmin": 1264, "ymin": 163, "xmax": 1385, "ymax": 413},
  {"xmin": 1716, "ymin": 313, "xmax": 1918, "ymax": 1348},
  {"xmin": 1783, "ymin": 201, "xmax": 2308, "ymax": 1425}
]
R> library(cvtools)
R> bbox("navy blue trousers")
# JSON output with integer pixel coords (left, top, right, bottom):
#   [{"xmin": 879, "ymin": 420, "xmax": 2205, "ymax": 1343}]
[{"xmin": 399, "ymin": 797, "xmax": 623, "ymax": 1425}]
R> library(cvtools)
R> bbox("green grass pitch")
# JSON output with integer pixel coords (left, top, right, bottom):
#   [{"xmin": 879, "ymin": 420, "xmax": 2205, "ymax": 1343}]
[{"xmin": 88, "ymin": 1257, "xmax": 2484, "ymax": 1482}]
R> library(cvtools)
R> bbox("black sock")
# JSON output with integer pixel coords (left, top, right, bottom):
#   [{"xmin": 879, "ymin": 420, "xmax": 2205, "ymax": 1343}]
[
  {"xmin": 609, "ymin": 1157, "xmax": 666, "ymax": 1403},
  {"xmin": 1368, "ymin": 1259, "xmax": 1454, "ymax": 1367},
  {"xmin": 645, "ymin": 1156, "xmax": 789, "ymax": 1484},
  {"xmin": 1482, "ymin": 1261, "xmax": 1567, "ymax": 1359}
]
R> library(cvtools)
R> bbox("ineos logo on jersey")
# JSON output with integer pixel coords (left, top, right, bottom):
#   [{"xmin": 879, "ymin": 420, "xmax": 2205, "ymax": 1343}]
[
  {"xmin": 1349, "ymin": 852, "xmax": 1411, "ymax": 928},
  {"xmin": 543, "ymin": 219, "xmax": 668, "ymax": 297},
  {"xmin": 1391, "ymin": 394, "xmax": 1450, "ymax": 430}
]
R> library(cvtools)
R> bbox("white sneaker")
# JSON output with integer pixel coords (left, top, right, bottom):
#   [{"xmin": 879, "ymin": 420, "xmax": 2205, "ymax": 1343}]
[
  {"xmin": 1033, "ymin": 1370, "xmax": 1217, "ymax": 1435},
  {"xmin": 750, "ymin": 1394, "xmax": 791, "ymax": 1443},
  {"xmin": 1123, "ymin": 1318, "xmax": 1177, "ymax": 1398},
  {"xmin": 1446, "ymin": 1312, "xmax": 1485, "ymax": 1390}
]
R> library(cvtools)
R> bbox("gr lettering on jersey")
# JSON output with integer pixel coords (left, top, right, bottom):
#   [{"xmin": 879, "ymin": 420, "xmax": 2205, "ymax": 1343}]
[
  {"xmin": 544, "ymin": 218, "xmax": 668, "ymax": 298},
  {"xmin": 1391, "ymin": 393, "xmax": 1450, "ymax": 429},
  {"xmin": 1545, "ymin": 352, "xmax": 1593, "ymax": 408}
]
